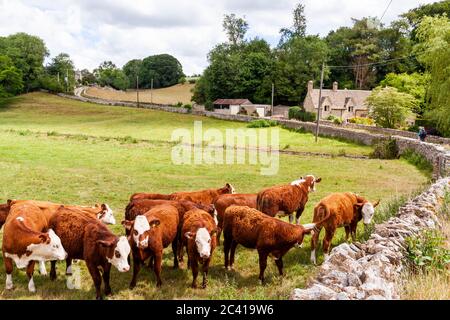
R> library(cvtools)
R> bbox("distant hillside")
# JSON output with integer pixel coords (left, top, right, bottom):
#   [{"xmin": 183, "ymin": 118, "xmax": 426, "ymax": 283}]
[{"xmin": 84, "ymin": 83, "xmax": 194, "ymax": 105}]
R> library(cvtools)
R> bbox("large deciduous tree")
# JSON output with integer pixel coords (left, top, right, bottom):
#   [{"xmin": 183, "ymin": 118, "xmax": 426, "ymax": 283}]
[
  {"xmin": 123, "ymin": 59, "xmax": 143, "ymax": 88},
  {"xmin": 222, "ymin": 14, "xmax": 249, "ymax": 46},
  {"xmin": 139, "ymin": 54, "xmax": 184, "ymax": 89},
  {"xmin": 367, "ymin": 86, "xmax": 417, "ymax": 129},
  {"xmin": 94, "ymin": 61, "xmax": 129, "ymax": 91},
  {"xmin": 46, "ymin": 53, "xmax": 75, "ymax": 90},
  {"xmin": 0, "ymin": 55, "xmax": 23, "ymax": 97},
  {"xmin": 279, "ymin": 2, "xmax": 307, "ymax": 45}
]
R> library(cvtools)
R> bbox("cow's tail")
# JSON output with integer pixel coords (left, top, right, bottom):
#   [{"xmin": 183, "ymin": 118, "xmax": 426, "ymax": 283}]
[
  {"xmin": 256, "ymin": 193, "xmax": 264, "ymax": 211},
  {"xmin": 311, "ymin": 205, "xmax": 331, "ymax": 233}
]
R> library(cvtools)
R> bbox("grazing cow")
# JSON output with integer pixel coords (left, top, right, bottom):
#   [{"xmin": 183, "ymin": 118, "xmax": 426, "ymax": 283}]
[
  {"xmin": 122, "ymin": 204, "xmax": 179, "ymax": 288},
  {"xmin": 213, "ymin": 193, "xmax": 257, "ymax": 245},
  {"xmin": 0, "ymin": 200, "xmax": 12, "ymax": 229},
  {"xmin": 310, "ymin": 192, "xmax": 380, "ymax": 264},
  {"xmin": 2, "ymin": 202, "xmax": 67, "ymax": 292},
  {"xmin": 130, "ymin": 183, "xmax": 235, "ymax": 205},
  {"xmin": 222, "ymin": 205, "xmax": 315, "ymax": 284},
  {"xmin": 49, "ymin": 206, "xmax": 130, "ymax": 299},
  {"xmin": 257, "ymin": 175, "xmax": 321, "ymax": 224},
  {"xmin": 182, "ymin": 208, "xmax": 217, "ymax": 288}
]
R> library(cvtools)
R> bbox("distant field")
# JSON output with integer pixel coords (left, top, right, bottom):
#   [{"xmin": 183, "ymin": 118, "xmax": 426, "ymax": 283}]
[
  {"xmin": 0, "ymin": 93, "xmax": 429, "ymax": 300},
  {"xmin": 84, "ymin": 83, "xmax": 195, "ymax": 105}
]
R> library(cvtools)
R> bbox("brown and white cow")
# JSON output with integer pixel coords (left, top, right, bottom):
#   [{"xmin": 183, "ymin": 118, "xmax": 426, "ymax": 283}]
[
  {"xmin": 222, "ymin": 205, "xmax": 315, "ymax": 284},
  {"xmin": 0, "ymin": 200, "xmax": 12, "ymax": 229},
  {"xmin": 122, "ymin": 204, "xmax": 179, "ymax": 288},
  {"xmin": 310, "ymin": 192, "xmax": 380, "ymax": 264},
  {"xmin": 182, "ymin": 208, "xmax": 217, "ymax": 289},
  {"xmin": 213, "ymin": 193, "xmax": 257, "ymax": 245},
  {"xmin": 130, "ymin": 183, "xmax": 235, "ymax": 206},
  {"xmin": 2, "ymin": 202, "xmax": 67, "ymax": 292},
  {"xmin": 49, "ymin": 206, "xmax": 130, "ymax": 299},
  {"xmin": 257, "ymin": 175, "xmax": 321, "ymax": 225}
]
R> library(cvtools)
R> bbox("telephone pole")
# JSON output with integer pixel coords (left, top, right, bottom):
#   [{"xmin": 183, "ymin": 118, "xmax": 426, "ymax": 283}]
[
  {"xmin": 271, "ymin": 83, "xmax": 274, "ymax": 117},
  {"xmin": 315, "ymin": 62, "xmax": 325, "ymax": 143},
  {"xmin": 136, "ymin": 75, "xmax": 140, "ymax": 108}
]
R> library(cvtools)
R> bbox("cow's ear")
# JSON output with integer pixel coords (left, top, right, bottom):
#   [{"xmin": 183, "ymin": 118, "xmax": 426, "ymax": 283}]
[
  {"xmin": 39, "ymin": 233, "xmax": 50, "ymax": 244},
  {"xmin": 94, "ymin": 203, "xmax": 101, "ymax": 208},
  {"xmin": 210, "ymin": 229, "xmax": 217, "ymax": 237},
  {"xmin": 373, "ymin": 200, "xmax": 380, "ymax": 208},
  {"xmin": 315, "ymin": 177, "xmax": 322, "ymax": 183},
  {"xmin": 185, "ymin": 231, "xmax": 194, "ymax": 239},
  {"xmin": 353, "ymin": 203, "xmax": 364, "ymax": 211},
  {"xmin": 149, "ymin": 219, "xmax": 160, "ymax": 228},
  {"xmin": 97, "ymin": 239, "xmax": 115, "ymax": 247},
  {"xmin": 121, "ymin": 220, "xmax": 133, "ymax": 230},
  {"xmin": 101, "ymin": 204, "xmax": 108, "ymax": 211}
]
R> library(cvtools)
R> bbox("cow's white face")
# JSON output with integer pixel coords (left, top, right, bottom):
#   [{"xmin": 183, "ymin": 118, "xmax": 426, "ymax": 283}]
[
  {"xmin": 186, "ymin": 228, "xmax": 212, "ymax": 259},
  {"xmin": 226, "ymin": 183, "xmax": 236, "ymax": 194},
  {"xmin": 133, "ymin": 216, "xmax": 150, "ymax": 248},
  {"xmin": 107, "ymin": 236, "xmax": 130, "ymax": 272},
  {"xmin": 291, "ymin": 178, "xmax": 305, "ymax": 186},
  {"xmin": 98, "ymin": 204, "xmax": 116, "ymax": 225},
  {"xmin": 27, "ymin": 229, "xmax": 67, "ymax": 261},
  {"xmin": 362, "ymin": 203, "xmax": 375, "ymax": 224}
]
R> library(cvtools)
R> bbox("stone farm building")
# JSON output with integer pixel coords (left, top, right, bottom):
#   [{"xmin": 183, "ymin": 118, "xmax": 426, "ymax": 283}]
[
  {"xmin": 213, "ymin": 99, "xmax": 270, "ymax": 117},
  {"xmin": 303, "ymin": 80, "xmax": 372, "ymax": 121}
]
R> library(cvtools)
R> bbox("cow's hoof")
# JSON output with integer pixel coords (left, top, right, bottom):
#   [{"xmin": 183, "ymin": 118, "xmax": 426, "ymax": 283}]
[
  {"xmin": 105, "ymin": 289, "xmax": 112, "ymax": 296},
  {"xmin": 129, "ymin": 282, "xmax": 136, "ymax": 290},
  {"xmin": 96, "ymin": 296, "xmax": 103, "ymax": 300},
  {"xmin": 5, "ymin": 284, "xmax": 14, "ymax": 290}
]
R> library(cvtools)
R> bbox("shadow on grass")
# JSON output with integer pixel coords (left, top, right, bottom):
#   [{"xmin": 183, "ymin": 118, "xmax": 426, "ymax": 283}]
[{"xmin": 0, "ymin": 96, "xmax": 22, "ymax": 112}]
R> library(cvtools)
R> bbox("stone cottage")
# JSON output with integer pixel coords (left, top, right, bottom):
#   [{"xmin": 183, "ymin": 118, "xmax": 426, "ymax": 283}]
[{"xmin": 303, "ymin": 80, "xmax": 372, "ymax": 121}]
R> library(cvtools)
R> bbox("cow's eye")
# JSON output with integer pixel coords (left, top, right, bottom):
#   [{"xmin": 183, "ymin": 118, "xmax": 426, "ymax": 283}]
[
  {"xmin": 115, "ymin": 251, "xmax": 121, "ymax": 258},
  {"xmin": 208, "ymin": 239, "xmax": 211, "ymax": 243},
  {"xmin": 54, "ymin": 245, "xmax": 59, "ymax": 249},
  {"xmin": 134, "ymin": 230, "xmax": 138, "ymax": 236}
]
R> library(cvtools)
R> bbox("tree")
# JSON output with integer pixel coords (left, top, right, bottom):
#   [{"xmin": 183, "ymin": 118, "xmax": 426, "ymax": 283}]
[
  {"xmin": 94, "ymin": 61, "xmax": 129, "ymax": 90},
  {"xmin": 0, "ymin": 55, "xmax": 23, "ymax": 97},
  {"xmin": 367, "ymin": 86, "xmax": 417, "ymax": 128},
  {"xmin": 223, "ymin": 14, "xmax": 249, "ymax": 46},
  {"xmin": 279, "ymin": 3, "xmax": 307, "ymax": 45},
  {"xmin": 273, "ymin": 35, "xmax": 329, "ymax": 105},
  {"xmin": 46, "ymin": 53, "xmax": 75, "ymax": 90},
  {"xmin": 80, "ymin": 69, "xmax": 96, "ymax": 85},
  {"xmin": 123, "ymin": 59, "xmax": 143, "ymax": 88},
  {"xmin": 380, "ymin": 72, "xmax": 430, "ymax": 114},
  {"xmin": 415, "ymin": 15, "xmax": 450, "ymax": 136},
  {"xmin": 140, "ymin": 54, "xmax": 184, "ymax": 89},
  {"xmin": 0, "ymin": 33, "xmax": 48, "ymax": 91}
]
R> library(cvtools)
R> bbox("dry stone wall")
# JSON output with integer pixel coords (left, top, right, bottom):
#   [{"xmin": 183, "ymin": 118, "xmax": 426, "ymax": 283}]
[{"xmin": 290, "ymin": 177, "xmax": 449, "ymax": 300}]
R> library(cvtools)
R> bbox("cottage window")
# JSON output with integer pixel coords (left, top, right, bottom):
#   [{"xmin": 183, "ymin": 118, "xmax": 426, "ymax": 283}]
[
  {"xmin": 348, "ymin": 106, "xmax": 354, "ymax": 113},
  {"xmin": 324, "ymin": 105, "xmax": 330, "ymax": 112}
]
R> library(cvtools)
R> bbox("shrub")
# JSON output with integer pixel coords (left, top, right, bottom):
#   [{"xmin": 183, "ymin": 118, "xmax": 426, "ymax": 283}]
[
  {"xmin": 188, "ymin": 79, "xmax": 196, "ymax": 84},
  {"xmin": 174, "ymin": 102, "xmax": 183, "ymax": 108},
  {"xmin": 179, "ymin": 77, "xmax": 186, "ymax": 84},
  {"xmin": 370, "ymin": 138, "xmax": 399, "ymax": 159},
  {"xmin": 333, "ymin": 117, "xmax": 343, "ymax": 125},
  {"xmin": 326, "ymin": 115, "xmax": 336, "ymax": 121},
  {"xmin": 247, "ymin": 119, "xmax": 278, "ymax": 128},
  {"xmin": 348, "ymin": 117, "xmax": 375, "ymax": 126},
  {"xmin": 38, "ymin": 75, "xmax": 65, "ymax": 93},
  {"xmin": 205, "ymin": 100, "xmax": 214, "ymax": 111},
  {"xmin": 288, "ymin": 106, "xmax": 316, "ymax": 122},
  {"xmin": 400, "ymin": 149, "xmax": 433, "ymax": 176}
]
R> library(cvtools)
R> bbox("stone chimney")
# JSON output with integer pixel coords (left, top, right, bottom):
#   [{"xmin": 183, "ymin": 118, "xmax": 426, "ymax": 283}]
[
  {"xmin": 307, "ymin": 80, "xmax": 313, "ymax": 93},
  {"xmin": 332, "ymin": 81, "xmax": 338, "ymax": 92}
]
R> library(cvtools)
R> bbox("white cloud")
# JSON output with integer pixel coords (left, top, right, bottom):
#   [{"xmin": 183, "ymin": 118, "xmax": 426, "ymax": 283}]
[{"xmin": 0, "ymin": 0, "xmax": 437, "ymax": 75}]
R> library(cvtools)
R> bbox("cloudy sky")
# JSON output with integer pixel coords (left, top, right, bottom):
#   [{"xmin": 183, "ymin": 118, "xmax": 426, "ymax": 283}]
[{"xmin": 0, "ymin": 0, "xmax": 437, "ymax": 75}]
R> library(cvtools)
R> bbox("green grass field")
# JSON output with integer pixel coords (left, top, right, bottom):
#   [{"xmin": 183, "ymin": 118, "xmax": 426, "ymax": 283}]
[{"xmin": 0, "ymin": 93, "xmax": 430, "ymax": 300}]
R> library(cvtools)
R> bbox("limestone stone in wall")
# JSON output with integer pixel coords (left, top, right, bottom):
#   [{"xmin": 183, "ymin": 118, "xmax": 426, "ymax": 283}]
[{"xmin": 290, "ymin": 177, "xmax": 450, "ymax": 300}]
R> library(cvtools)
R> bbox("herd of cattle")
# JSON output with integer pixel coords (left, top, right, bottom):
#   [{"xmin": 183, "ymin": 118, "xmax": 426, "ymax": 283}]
[{"xmin": 0, "ymin": 174, "xmax": 380, "ymax": 299}]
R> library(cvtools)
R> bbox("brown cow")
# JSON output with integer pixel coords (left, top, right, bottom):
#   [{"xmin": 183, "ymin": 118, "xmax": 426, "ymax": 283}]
[
  {"xmin": 257, "ymin": 175, "xmax": 321, "ymax": 224},
  {"xmin": 182, "ymin": 208, "xmax": 217, "ymax": 288},
  {"xmin": 2, "ymin": 202, "xmax": 67, "ymax": 292},
  {"xmin": 122, "ymin": 204, "xmax": 179, "ymax": 288},
  {"xmin": 213, "ymin": 193, "xmax": 257, "ymax": 245},
  {"xmin": 130, "ymin": 183, "xmax": 235, "ymax": 205},
  {"xmin": 222, "ymin": 205, "xmax": 315, "ymax": 284},
  {"xmin": 310, "ymin": 192, "xmax": 380, "ymax": 264},
  {"xmin": 49, "ymin": 207, "xmax": 130, "ymax": 299},
  {"xmin": 0, "ymin": 200, "xmax": 12, "ymax": 229}
]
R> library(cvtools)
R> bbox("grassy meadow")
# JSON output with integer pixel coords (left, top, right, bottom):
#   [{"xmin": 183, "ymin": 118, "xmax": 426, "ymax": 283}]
[{"xmin": 0, "ymin": 93, "xmax": 430, "ymax": 300}]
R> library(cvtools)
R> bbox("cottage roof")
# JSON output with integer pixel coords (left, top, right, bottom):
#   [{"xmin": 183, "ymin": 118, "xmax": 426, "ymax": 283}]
[
  {"xmin": 213, "ymin": 99, "xmax": 252, "ymax": 105},
  {"xmin": 310, "ymin": 88, "xmax": 371, "ymax": 110}
]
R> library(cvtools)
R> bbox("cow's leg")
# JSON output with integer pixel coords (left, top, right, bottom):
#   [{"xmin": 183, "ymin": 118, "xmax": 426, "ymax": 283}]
[
  {"xmin": 26, "ymin": 261, "xmax": 36, "ymax": 292},
  {"xmin": 38, "ymin": 261, "xmax": 47, "ymax": 276},
  {"xmin": 351, "ymin": 223, "xmax": 358, "ymax": 242},
  {"xmin": 322, "ymin": 227, "xmax": 336, "ymax": 260},
  {"xmin": 224, "ymin": 235, "xmax": 232, "ymax": 270},
  {"xmin": 4, "ymin": 257, "xmax": 14, "ymax": 290},
  {"xmin": 172, "ymin": 239, "xmax": 179, "ymax": 269},
  {"xmin": 202, "ymin": 258, "xmax": 211, "ymax": 289},
  {"xmin": 288, "ymin": 214, "xmax": 294, "ymax": 224},
  {"xmin": 258, "ymin": 250, "xmax": 269, "ymax": 284},
  {"xmin": 310, "ymin": 226, "xmax": 321, "ymax": 265},
  {"xmin": 274, "ymin": 257, "xmax": 284, "ymax": 276},
  {"xmin": 344, "ymin": 226, "xmax": 351, "ymax": 242},
  {"xmin": 102, "ymin": 263, "xmax": 112, "ymax": 296},
  {"xmin": 87, "ymin": 263, "xmax": 103, "ymax": 300},
  {"xmin": 229, "ymin": 241, "xmax": 238, "ymax": 269},
  {"xmin": 50, "ymin": 261, "xmax": 57, "ymax": 281},
  {"xmin": 191, "ymin": 257, "xmax": 199, "ymax": 289},
  {"xmin": 153, "ymin": 252, "xmax": 163, "ymax": 287},
  {"xmin": 217, "ymin": 226, "xmax": 222, "ymax": 246},
  {"xmin": 295, "ymin": 205, "xmax": 305, "ymax": 225},
  {"xmin": 129, "ymin": 254, "xmax": 141, "ymax": 289},
  {"xmin": 66, "ymin": 258, "xmax": 73, "ymax": 275}
]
